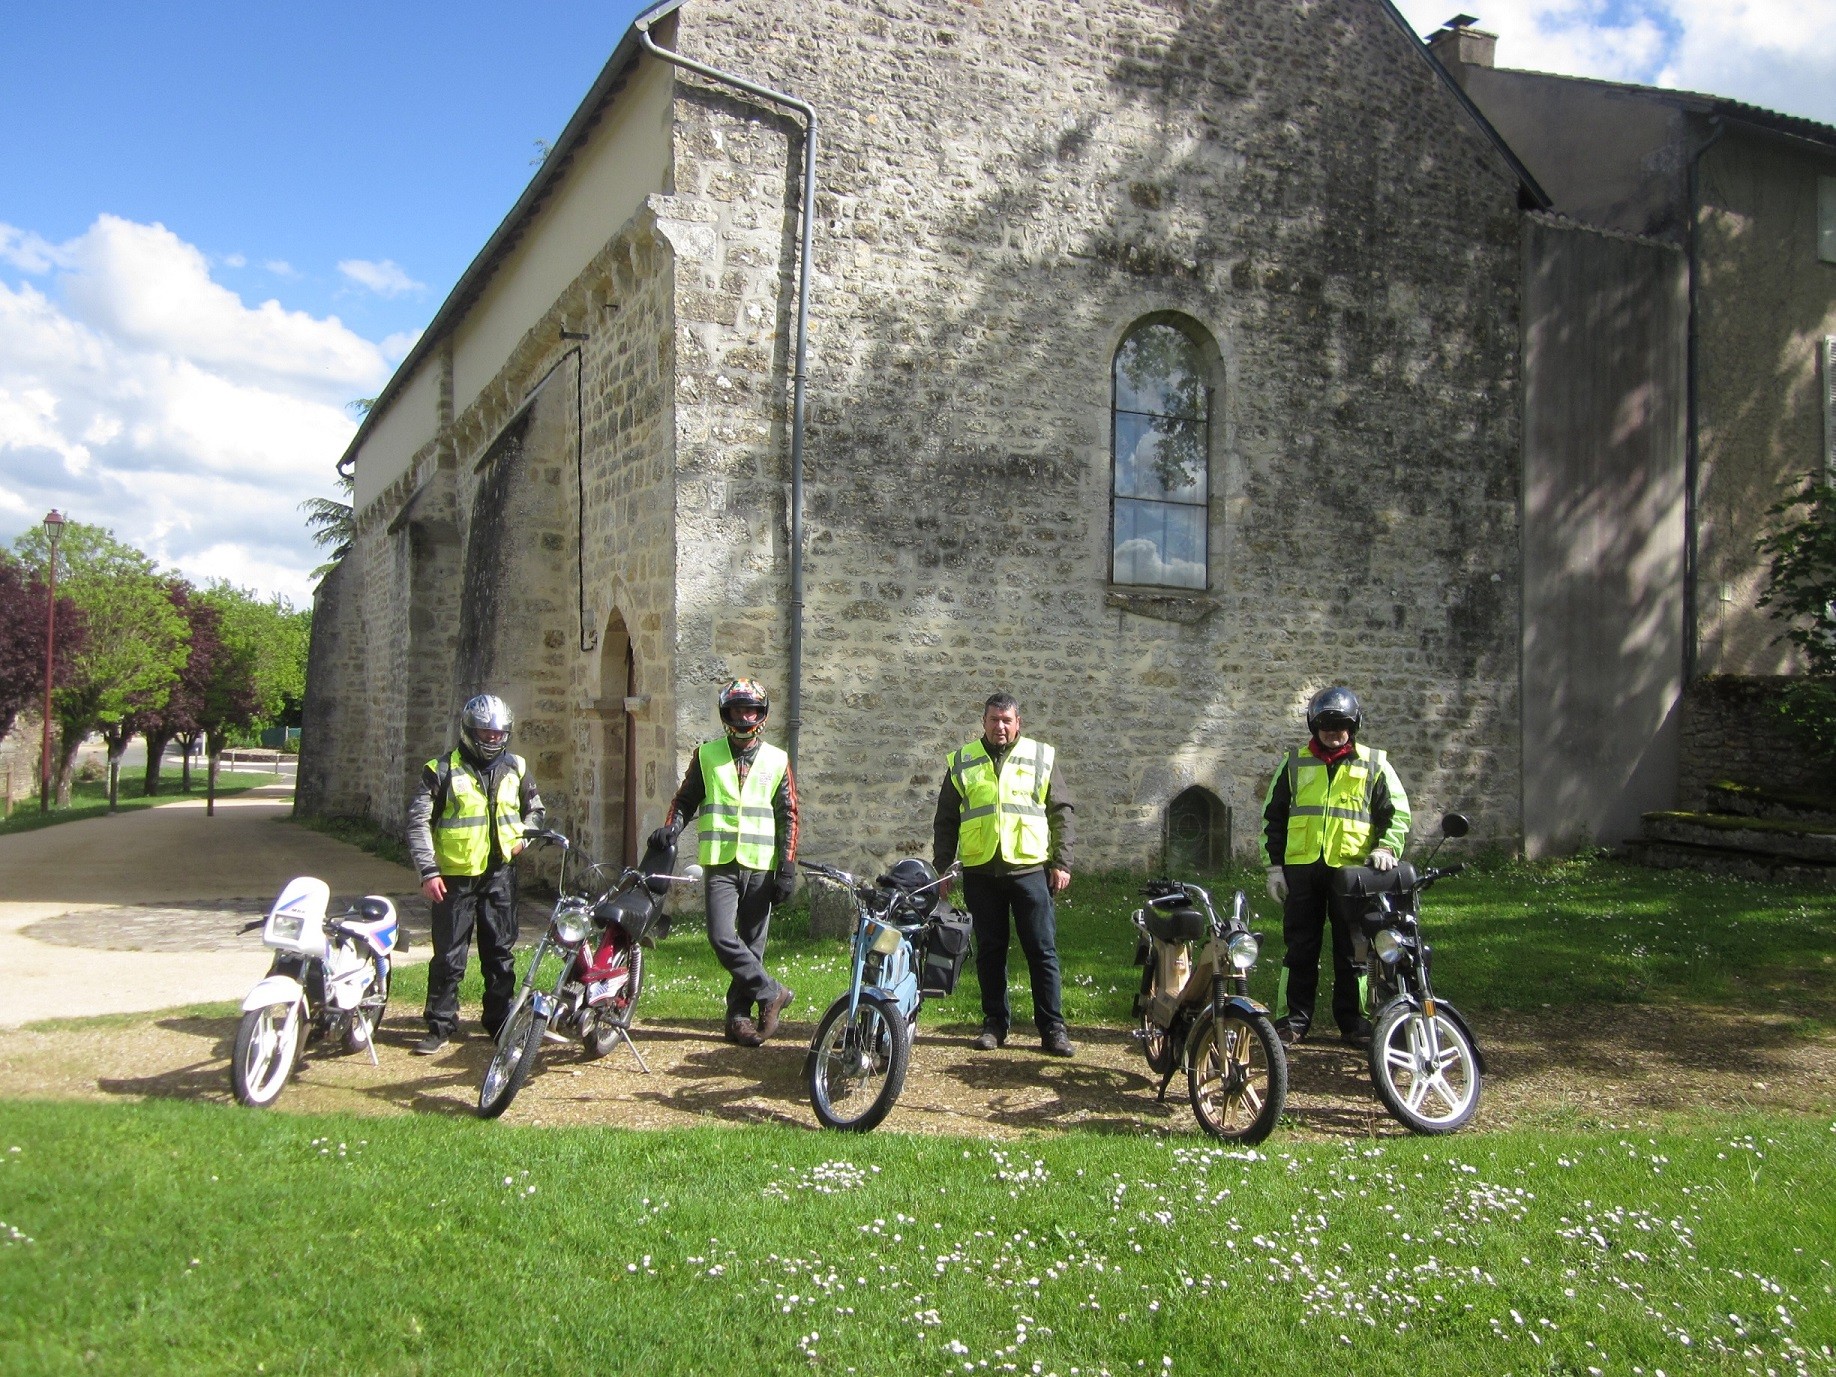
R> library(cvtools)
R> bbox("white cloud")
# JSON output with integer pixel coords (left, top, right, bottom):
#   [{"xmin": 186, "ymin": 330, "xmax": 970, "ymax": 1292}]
[
  {"xmin": 1395, "ymin": 0, "xmax": 1836, "ymax": 126},
  {"xmin": 223, "ymin": 252, "xmax": 247, "ymax": 268},
  {"xmin": 0, "ymin": 215, "xmax": 398, "ymax": 605},
  {"xmin": 338, "ymin": 257, "xmax": 425, "ymax": 297},
  {"xmin": 265, "ymin": 259, "xmax": 297, "ymax": 277}
]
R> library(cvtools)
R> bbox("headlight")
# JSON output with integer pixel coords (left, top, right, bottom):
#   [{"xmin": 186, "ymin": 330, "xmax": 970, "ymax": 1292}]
[
  {"xmin": 268, "ymin": 908, "xmax": 305, "ymax": 944},
  {"xmin": 1226, "ymin": 932, "xmax": 1260, "ymax": 971},
  {"xmin": 868, "ymin": 921, "xmax": 903, "ymax": 956},
  {"xmin": 554, "ymin": 901, "xmax": 592, "ymax": 946},
  {"xmin": 1372, "ymin": 928, "xmax": 1406, "ymax": 964}
]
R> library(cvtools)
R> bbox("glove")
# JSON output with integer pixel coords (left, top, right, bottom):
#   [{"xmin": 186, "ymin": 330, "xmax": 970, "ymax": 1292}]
[
  {"xmin": 1369, "ymin": 847, "xmax": 1398, "ymax": 871},
  {"xmin": 771, "ymin": 864, "xmax": 797, "ymax": 905},
  {"xmin": 1265, "ymin": 866, "xmax": 1288, "ymax": 903},
  {"xmin": 648, "ymin": 822, "xmax": 681, "ymax": 852}
]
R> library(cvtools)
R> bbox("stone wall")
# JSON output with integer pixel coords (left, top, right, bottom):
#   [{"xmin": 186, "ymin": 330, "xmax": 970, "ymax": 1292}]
[
  {"xmin": 1676, "ymin": 675, "xmax": 1829, "ymax": 807},
  {"xmin": 660, "ymin": 0, "xmax": 1529, "ymax": 871},
  {"xmin": 0, "ymin": 715, "xmax": 42, "ymax": 809}
]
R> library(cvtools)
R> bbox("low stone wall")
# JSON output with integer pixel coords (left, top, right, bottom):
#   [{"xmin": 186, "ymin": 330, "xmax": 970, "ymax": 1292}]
[{"xmin": 1676, "ymin": 676, "xmax": 1827, "ymax": 808}]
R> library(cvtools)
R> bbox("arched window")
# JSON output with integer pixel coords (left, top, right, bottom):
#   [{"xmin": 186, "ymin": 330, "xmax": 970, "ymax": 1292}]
[{"xmin": 1112, "ymin": 320, "xmax": 1212, "ymax": 590}]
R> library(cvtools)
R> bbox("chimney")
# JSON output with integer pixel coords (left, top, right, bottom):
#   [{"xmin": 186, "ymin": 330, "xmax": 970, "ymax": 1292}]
[{"xmin": 1427, "ymin": 15, "xmax": 1497, "ymax": 71}]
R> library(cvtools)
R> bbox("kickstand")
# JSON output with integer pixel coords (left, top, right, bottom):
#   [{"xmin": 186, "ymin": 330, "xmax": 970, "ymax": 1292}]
[
  {"xmin": 1154, "ymin": 1066, "xmax": 1177, "ymax": 1103},
  {"xmin": 608, "ymin": 1024, "xmax": 652, "ymax": 1075}
]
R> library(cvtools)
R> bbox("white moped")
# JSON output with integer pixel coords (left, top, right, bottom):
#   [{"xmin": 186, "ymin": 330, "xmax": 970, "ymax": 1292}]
[{"xmin": 231, "ymin": 878, "xmax": 404, "ymax": 1108}]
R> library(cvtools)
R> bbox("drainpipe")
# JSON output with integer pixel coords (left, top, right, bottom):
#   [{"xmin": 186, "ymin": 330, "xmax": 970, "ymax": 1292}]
[
  {"xmin": 1683, "ymin": 115, "xmax": 1726, "ymax": 684},
  {"xmin": 637, "ymin": 22, "xmax": 817, "ymax": 773}
]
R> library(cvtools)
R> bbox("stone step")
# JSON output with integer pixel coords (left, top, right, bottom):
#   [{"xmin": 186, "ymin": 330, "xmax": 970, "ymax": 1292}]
[
  {"xmin": 1704, "ymin": 780, "xmax": 1836, "ymax": 828},
  {"xmin": 1640, "ymin": 810, "xmax": 1836, "ymax": 862},
  {"xmin": 1620, "ymin": 837, "xmax": 1836, "ymax": 886}
]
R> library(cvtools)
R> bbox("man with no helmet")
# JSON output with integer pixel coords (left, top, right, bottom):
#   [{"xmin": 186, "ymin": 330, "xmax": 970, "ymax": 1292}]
[{"xmin": 934, "ymin": 692, "xmax": 1077, "ymax": 1057}]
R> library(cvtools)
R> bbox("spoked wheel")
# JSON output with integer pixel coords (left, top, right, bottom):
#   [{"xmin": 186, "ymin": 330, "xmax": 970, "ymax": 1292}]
[
  {"xmin": 1138, "ymin": 968, "xmax": 1178, "ymax": 1076},
  {"xmin": 1187, "ymin": 1011, "xmax": 1287, "ymax": 1144},
  {"xmin": 346, "ymin": 968, "xmax": 389, "ymax": 1053},
  {"xmin": 1368, "ymin": 1003, "xmax": 1482, "ymax": 1134},
  {"xmin": 232, "ymin": 1001, "xmax": 302, "ymax": 1108},
  {"xmin": 478, "ymin": 996, "xmax": 546, "ymax": 1119},
  {"xmin": 806, "ymin": 993, "xmax": 910, "ymax": 1132}
]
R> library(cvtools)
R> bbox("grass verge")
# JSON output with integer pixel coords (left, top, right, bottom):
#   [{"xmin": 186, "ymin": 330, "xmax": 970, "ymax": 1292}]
[
  {"xmin": 0, "ymin": 1099, "xmax": 1830, "ymax": 1375},
  {"xmin": 0, "ymin": 775, "xmax": 284, "ymax": 837},
  {"xmin": 383, "ymin": 853, "xmax": 1836, "ymax": 1032}
]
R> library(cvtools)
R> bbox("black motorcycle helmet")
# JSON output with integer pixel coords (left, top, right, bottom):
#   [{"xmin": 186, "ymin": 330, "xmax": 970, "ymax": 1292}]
[
  {"xmin": 880, "ymin": 857, "xmax": 940, "ymax": 917},
  {"xmin": 1305, "ymin": 686, "xmax": 1362, "ymax": 737}
]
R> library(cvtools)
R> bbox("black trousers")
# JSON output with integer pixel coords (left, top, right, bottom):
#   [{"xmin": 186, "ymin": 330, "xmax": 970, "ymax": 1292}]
[
  {"xmin": 705, "ymin": 863, "xmax": 784, "ymax": 1020},
  {"xmin": 963, "ymin": 868, "xmax": 1065, "ymax": 1038},
  {"xmin": 424, "ymin": 868, "xmax": 518, "ymax": 1038},
  {"xmin": 1279, "ymin": 860, "xmax": 1363, "ymax": 1036}
]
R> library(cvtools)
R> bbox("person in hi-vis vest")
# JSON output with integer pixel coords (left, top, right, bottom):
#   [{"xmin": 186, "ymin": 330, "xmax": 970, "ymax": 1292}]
[
  {"xmin": 1261, "ymin": 685, "xmax": 1411, "ymax": 1048},
  {"xmin": 655, "ymin": 678, "xmax": 799, "ymax": 1048},
  {"xmin": 933, "ymin": 692, "xmax": 1077, "ymax": 1058},
  {"xmin": 405, "ymin": 694, "xmax": 546, "ymax": 1056}
]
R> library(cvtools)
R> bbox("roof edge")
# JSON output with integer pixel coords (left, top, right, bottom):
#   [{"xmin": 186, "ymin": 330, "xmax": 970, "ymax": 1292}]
[
  {"xmin": 337, "ymin": 0, "xmax": 687, "ymax": 479},
  {"xmin": 1373, "ymin": 0, "xmax": 1552, "ymax": 211}
]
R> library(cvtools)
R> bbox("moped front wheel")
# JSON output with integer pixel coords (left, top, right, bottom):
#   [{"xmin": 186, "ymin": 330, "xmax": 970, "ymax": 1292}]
[
  {"xmin": 807, "ymin": 993, "xmax": 910, "ymax": 1133},
  {"xmin": 1187, "ymin": 1010, "xmax": 1286, "ymax": 1144},
  {"xmin": 1369, "ymin": 1002, "xmax": 1482, "ymax": 1134},
  {"xmin": 478, "ymin": 997, "xmax": 546, "ymax": 1119},
  {"xmin": 232, "ymin": 1001, "xmax": 302, "ymax": 1108}
]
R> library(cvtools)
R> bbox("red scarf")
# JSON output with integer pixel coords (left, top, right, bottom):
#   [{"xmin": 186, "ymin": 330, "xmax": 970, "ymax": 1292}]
[{"xmin": 1309, "ymin": 737, "xmax": 1355, "ymax": 767}]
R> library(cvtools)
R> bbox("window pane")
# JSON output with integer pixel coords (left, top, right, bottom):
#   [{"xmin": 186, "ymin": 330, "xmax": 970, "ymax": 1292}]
[
  {"xmin": 1115, "ymin": 323, "xmax": 1208, "ymax": 419},
  {"xmin": 1113, "ymin": 499, "xmax": 1207, "ymax": 589},
  {"xmin": 1114, "ymin": 413, "xmax": 1207, "ymax": 503}
]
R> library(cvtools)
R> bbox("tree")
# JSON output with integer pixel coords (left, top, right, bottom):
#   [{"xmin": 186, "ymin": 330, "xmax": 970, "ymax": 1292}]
[
  {"xmin": 136, "ymin": 583, "xmax": 217, "ymax": 796},
  {"xmin": 300, "ymin": 471, "xmax": 355, "ymax": 582},
  {"xmin": 1756, "ymin": 474, "xmax": 1836, "ymax": 758},
  {"xmin": 0, "ymin": 553, "xmax": 83, "ymax": 744},
  {"xmin": 11, "ymin": 523, "xmax": 188, "ymax": 805},
  {"xmin": 198, "ymin": 583, "xmax": 311, "ymax": 732}
]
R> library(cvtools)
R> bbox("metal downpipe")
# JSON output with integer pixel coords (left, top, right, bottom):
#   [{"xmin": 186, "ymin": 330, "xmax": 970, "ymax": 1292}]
[{"xmin": 638, "ymin": 23, "xmax": 816, "ymax": 774}]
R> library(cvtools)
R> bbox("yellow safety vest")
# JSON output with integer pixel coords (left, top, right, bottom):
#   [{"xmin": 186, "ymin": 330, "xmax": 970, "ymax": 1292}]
[
  {"xmin": 947, "ymin": 736, "xmax": 1055, "ymax": 867},
  {"xmin": 698, "ymin": 737, "xmax": 788, "ymax": 870},
  {"xmin": 430, "ymin": 750, "xmax": 527, "ymax": 877},
  {"xmin": 1278, "ymin": 743, "xmax": 1406, "ymax": 868}
]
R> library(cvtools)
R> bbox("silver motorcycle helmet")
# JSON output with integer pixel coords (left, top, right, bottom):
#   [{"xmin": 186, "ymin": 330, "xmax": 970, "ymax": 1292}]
[
  {"xmin": 1305, "ymin": 685, "xmax": 1362, "ymax": 736},
  {"xmin": 459, "ymin": 694, "xmax": 514, "ymax": 763}
]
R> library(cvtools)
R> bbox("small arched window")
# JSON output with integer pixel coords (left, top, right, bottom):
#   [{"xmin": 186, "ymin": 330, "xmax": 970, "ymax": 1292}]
[
  {"xmin": 1165, "ymin": 786, "xmax": 1230, "ymax": 873},
  {"xmin": 1112, "ymin": 320, "xmax": 1211, "ymax": 590}
]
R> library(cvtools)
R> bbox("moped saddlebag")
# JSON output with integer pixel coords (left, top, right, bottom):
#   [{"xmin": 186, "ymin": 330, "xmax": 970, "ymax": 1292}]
[{"xmin": 919, "ymin": 910, "xmax": 973, "ymax": 997}]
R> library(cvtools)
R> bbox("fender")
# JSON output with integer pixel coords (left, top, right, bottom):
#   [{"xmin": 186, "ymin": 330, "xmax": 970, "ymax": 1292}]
[
  {"xmin": 1181, "ymin": 994, "xmax": 1274, "ymax": 1061},
  {"xmin": 530, "ymin": 991, "xmax": 558, "ymax": 1021},
  {"xmin": 1371, "ymin": 994, "xmax": 1486, "ymax": 1075},
  {"xmin": 241, "ymin": 975, "xmax": 305, "ymax": 1013}
]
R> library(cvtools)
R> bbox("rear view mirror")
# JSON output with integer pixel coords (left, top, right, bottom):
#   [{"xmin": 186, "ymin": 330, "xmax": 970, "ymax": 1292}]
[{"xmin": 1440, "ymin": 812, "xmax": 1470, "ymax": 839}]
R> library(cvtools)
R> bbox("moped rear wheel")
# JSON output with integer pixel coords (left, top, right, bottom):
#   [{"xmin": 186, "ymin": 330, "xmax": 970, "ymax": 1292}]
[
  {"xmin": 1369, "ymin": 1002, "xmax": 1482, "ymax": 1134},
  {"xmin": 347, "ymin": 967, "xmax": 389, "ymax": 1053},
  {"xmin": 1137, "ymin": 967, "xmax": 1178, "ymax": 1076},
  {"xmin": 807, "ymin": 993, "xmax": 910, "ymax": 1133},
  {"xmin": 232, "ymin": 1001, "xmax": 302, "ymax": 1108},
  {"xmin": 478, "ymin": 997, "xmax": 546, "ymax": 1119},
  {"xmin": 1187, "ymin": 1011, "xmax": 1286, "ymax": 1144}
]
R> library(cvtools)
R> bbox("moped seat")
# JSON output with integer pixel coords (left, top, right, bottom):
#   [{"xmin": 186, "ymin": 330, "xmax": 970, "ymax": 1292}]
[
  {"xmin": 1329, "ymin": 862, "xmax": 1418, "ymax": 898},
  {"xmin": 1142, "ymin": 906, "xmax": 1206, "ymax": 944}
]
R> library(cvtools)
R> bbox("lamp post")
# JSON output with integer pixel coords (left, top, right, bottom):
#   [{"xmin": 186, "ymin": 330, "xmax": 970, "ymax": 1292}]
[{"xmin": 39, "ymin": 509, "xmax": 66, "ymax": 814}]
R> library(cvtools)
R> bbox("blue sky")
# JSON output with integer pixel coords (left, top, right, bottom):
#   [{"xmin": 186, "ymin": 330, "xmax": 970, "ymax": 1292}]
[{"xmin": 2, "ymin": 0, "xmax": 1830, "ymax": 605}]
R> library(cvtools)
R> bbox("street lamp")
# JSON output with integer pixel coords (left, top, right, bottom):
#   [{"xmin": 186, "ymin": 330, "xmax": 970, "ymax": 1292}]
[{"xmin": 39, "ymin": 509, "xmax": 66, "ymax": 814}]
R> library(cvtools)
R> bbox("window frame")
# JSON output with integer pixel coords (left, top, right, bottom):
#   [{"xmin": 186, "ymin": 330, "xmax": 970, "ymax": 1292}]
[{"xmin": 1109, "ymin": 318, "xmax": 1215, "ymax": 592}]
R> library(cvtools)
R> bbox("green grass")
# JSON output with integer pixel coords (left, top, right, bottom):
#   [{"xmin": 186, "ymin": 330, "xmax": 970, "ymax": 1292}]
[
  {"xmin": 0, "ymin": 1099, "xmax": 1830, "ymax": 1374},
  {"xmin": 0, "ymin": 774, "xmax": 284, "ymax": 837},
  {"xmin": 382, "ymin": 855, "xmax": 1836, "ymax": 1033}
]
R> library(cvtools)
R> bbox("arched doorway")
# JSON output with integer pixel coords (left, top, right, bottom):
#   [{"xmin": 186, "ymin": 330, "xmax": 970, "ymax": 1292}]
[{"xmin": 1165, "ymin": 786, "xmax": 1229, "ymax": 873}]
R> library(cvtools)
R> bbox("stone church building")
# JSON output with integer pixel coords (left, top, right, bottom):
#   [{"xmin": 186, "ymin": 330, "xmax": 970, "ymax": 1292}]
[{"xmin": 300, "ymin": 0, "xmax": 1694, "ymax": 872}]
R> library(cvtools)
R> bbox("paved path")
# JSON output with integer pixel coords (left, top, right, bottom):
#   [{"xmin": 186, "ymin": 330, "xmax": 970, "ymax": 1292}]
[{"xmin": 0, "ymin": 785, "xmax": 421, "ymax": 1028}]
